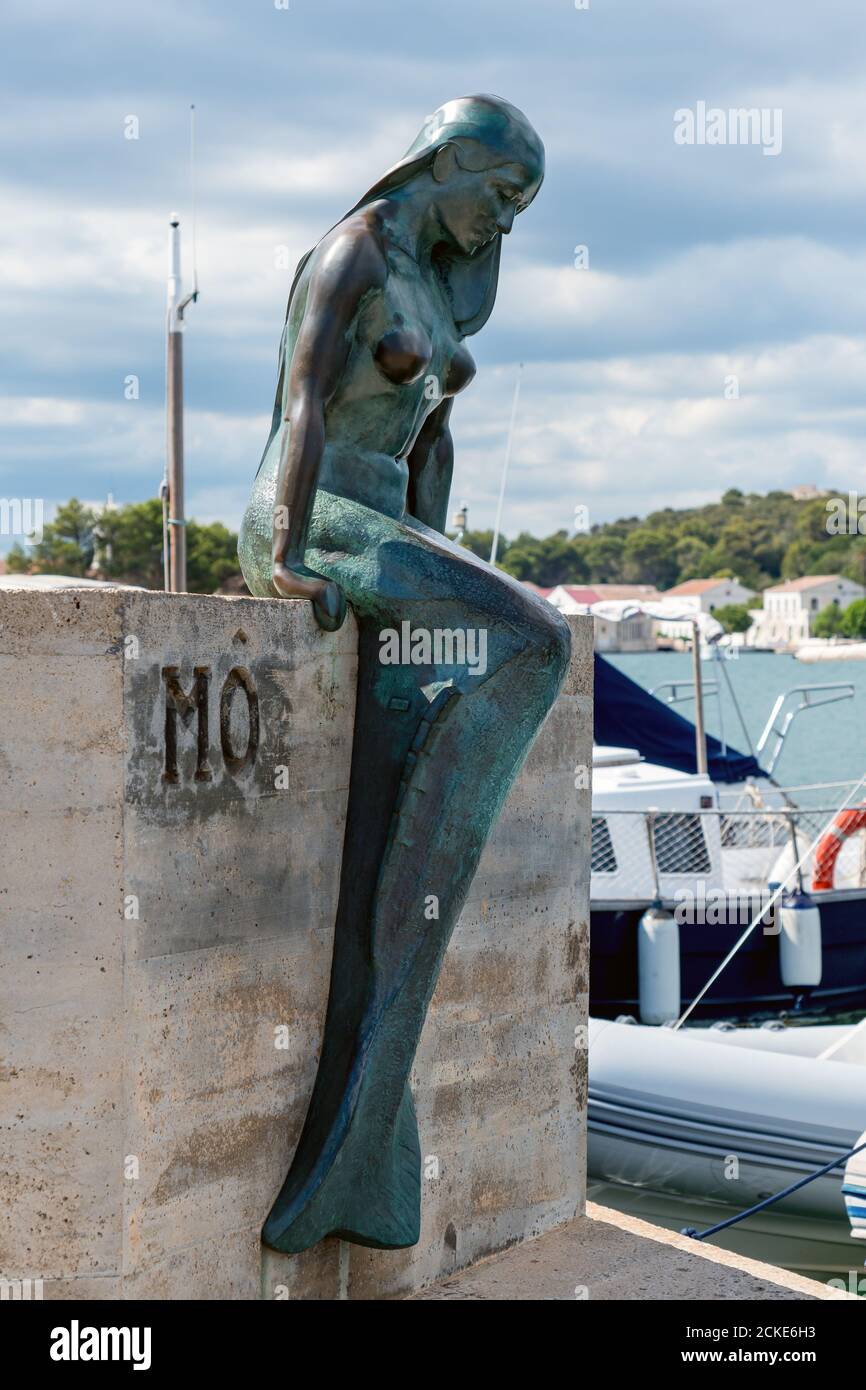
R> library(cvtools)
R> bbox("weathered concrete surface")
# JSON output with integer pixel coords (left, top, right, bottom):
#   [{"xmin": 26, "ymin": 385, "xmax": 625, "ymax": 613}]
[
  {"xmin": 264, "ymin": 612, "xmax": 593, "ymax": 1300},
  {"xmin": 410, "ymin": 1203, "xmax": 856, "ymax": 1301},
  {"xmin": 1, "ymin": 589, "xmax": 591, "ymax": 1300}
]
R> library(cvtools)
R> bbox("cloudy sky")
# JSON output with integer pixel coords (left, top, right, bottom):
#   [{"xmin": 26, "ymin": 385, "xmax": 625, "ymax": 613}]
[{"xmin": 3, "ymin": 0, "xmax": 866, "ymax": 551}]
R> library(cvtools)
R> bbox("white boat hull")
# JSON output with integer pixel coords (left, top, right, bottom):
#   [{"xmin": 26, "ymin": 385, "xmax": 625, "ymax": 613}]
[{"xmin": 588, "ymin": 1018, "xmax": 866, "ymax": 1235}]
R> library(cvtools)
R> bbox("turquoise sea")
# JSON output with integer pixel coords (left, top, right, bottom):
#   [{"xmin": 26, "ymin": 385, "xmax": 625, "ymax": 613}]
[{"xmin": 607, "ymin": 650, "xmax": 866, "ymax": 790}]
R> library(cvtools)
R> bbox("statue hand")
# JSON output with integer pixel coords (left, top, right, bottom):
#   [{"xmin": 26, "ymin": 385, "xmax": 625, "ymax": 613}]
[{"xmin": 273, "ymin": 561, "xmax": 346, "ymax": 632}]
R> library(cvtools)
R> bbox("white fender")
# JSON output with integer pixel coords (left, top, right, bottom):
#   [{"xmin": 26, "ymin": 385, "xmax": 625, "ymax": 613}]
[
  {"xmin": 638, "ymin": 905, "xmax": 680, "ymax": 1025},
  {"xmin": 778, "ymin": 890, "xmax": 822, "ymax": 988}
]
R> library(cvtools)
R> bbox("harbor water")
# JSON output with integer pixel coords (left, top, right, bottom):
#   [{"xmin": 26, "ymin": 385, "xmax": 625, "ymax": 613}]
[
  {"xmin": 597, "ymin": 649, "xmax": 866, "ymax": 1290},
  {"xmin": 609, "ymin": 649, "xmax": 866, "ymax": 789}
]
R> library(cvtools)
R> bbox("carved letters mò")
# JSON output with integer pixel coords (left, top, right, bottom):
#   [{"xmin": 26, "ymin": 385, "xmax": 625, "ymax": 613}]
[{"xmin": 161, "ymin": 665, "xmax": 259, "ymax": 783}]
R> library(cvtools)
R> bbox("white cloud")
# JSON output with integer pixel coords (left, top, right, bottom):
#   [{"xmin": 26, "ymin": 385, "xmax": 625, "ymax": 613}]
[
  {"xmin": 4, "ymin": 0, "xmax": 866, "ymax": 544},
  {"xmin": 450, "ymin": 335, "xmax": 866, "ymax": 536}
]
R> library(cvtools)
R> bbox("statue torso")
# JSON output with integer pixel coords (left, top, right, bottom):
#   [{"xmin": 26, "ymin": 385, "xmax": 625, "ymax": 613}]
[{"xmin": 287, "ymin": 229, "xmax": 476, "ymax": 517}]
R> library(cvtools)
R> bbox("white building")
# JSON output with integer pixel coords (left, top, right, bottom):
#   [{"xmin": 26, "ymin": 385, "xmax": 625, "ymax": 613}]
[
  {"xmin": 750, "ymin": 575, "xmax": 866, "ymax": 648},
  {"xmin": 653, "ymin": 577, "xmax": 757, "ymax": 641},
  {"xmin": 545, "ymin": 583, "xmax": 659, "ymax": 652},
  {"xmin": 789, "ymin": 484, "xmax": 829, "ymax": 502}
]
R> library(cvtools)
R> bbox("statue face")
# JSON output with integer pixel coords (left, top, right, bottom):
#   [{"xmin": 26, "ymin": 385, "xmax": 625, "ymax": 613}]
[{"xmin": 431, "ymin": 154, "xmax": 538, "ymax": 256}]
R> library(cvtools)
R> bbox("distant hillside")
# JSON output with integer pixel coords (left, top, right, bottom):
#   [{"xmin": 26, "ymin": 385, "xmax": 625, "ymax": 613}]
[
  {"xmin": 11, "ymin": 488, "xmax": 865, "ymax": 598},
  {"xmin": 459, "ymin": 489, "xmax": 866, "ymax": 592}
]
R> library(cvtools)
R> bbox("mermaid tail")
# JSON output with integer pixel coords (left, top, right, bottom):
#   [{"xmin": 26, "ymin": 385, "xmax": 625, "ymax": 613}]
[
  {"xmin": 249, "ymin": 492, "xmax": 570, "ymax": 1254},
  {"xmin": 263, "ymin": 675, "xmax": 460, "ymax": 1251},
  {"xmin": 263, "ymin": 1068, "xmax": 422, "ymax": 1252}
]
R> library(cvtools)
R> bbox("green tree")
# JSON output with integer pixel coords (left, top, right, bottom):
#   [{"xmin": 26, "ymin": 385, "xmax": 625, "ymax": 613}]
[
  {"xmin": 99, "ymin": 499, "xmax": 165, "ymax": 588},
  {"xmin": 713, "ymin": 603, "xmax": 754, "ymax": 634},
  {"xmin": 842, "ymin": 540, "xmax": 866, "ymax": 587},
  {"xmin": 812, "ymin": 603, "xmax": 845, "ymax": 637},
  {"xmin": 6, "ymin": 498, "xmax": 97, "ymax": 575},
  {"xmin": 621, "ymin": 528, "xmax": 679, "ymax": 588},
  {"xmin": 99, "ymin": 501, "xmax": 243, "ymax": 592},
  {"xmin": 455, "ymin": 528, "xmax": 502, "ymax": 563},
  {"xmin": 499, "ymin": 530, "xmax": 590, "ymax": 587},
  {"xmin": 10, "ymin": 496, "xmax": 244, "ymax": 594},
  {"xmin": 673, "ymin": 535, "xmax": 713, "ymax": 579},
  {"xmin": 707, "ymin": 519, "xmax": 782, "ymax": 590},
  {"xmin": 840, "ymin": 598, "xmax": 866, "ymax": 639},
  {"xmin": 795, "ymin": 496, "xmax": 837, "ymax": 544},
  {"xmin": 583, "ymin": 532, "xmax": 626, "ymax": 583},
  {"xmin": 187, "ymin": 520, "xmax": 242, "ymax": 593}
]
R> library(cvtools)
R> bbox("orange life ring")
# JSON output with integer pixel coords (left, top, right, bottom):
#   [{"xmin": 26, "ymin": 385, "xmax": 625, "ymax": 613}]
[{"xmin": 812, "ymin": 806, "xmax": 866, "ymax": 891}]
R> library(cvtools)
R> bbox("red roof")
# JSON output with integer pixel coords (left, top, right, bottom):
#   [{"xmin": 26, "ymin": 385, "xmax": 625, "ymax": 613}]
[
  {"xmin": 556, "ymin": 586, "xmax": 602, "ymax": 604},
  {"xmin": 662, "ymin": 578, "xmax": 745, "ymax": 597}
]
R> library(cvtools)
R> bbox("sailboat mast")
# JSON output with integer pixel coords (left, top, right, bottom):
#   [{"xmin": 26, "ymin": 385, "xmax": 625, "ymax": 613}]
[
  {"xmin": 163, "ymin": 108, "xmax": 199, "ymax": 594},
  {"xmin": 691, "ymin": 619, "xmax": 709, "ymax": 775},
  {"xmin": 166, "ymin": 213, "xmax": 186, "ymax": 593},
  {"xmin": 489, "ymin": 363, "xmax": 523, "ymax": 566}
]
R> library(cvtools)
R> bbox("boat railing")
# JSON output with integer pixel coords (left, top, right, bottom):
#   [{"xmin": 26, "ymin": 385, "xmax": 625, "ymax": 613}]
[
  {"xmin": 756, "ymin": 683, "xmax": 855, "ymax": 776},
  {"xmin": 650, "ymin": 680, "xmax": 719, "ymax": 703},
  {"xmin": 648, "ymin": 676, "xmax": 855, "ymax": 776},
  {"xmin": 591, "ymin": 801, "xmax": 866, "ymax": 897}
]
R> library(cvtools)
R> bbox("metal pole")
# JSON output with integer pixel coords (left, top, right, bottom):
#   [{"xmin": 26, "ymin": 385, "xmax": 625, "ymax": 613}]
[
  {"xmin": 489, "ymin": 363, "xmax": 523, "ymax": 566},
  {"xmin": 716, "ymin": 645, "xmax": 756, "ymax": 758},
  {"xmin": 645, "ymin": 809, "xmax": 662, "ymax": 901},
  {"xmin": 166, "ymin": 214, "xmax": 186, "ymax": 593},
  {"xmin": 786, "ymin": 811, "xmax": 805, "ymax": 893},
  {"xmin": 160, "ymin": 477, "xmax": 170, "ymax": 591},
  {"xmin": 692, "ymin": 619, "xmax": 708, "ymax": 776},
  {"xmin": 711, "ymin": 644, "xmax": 727, "ymax": 759}
]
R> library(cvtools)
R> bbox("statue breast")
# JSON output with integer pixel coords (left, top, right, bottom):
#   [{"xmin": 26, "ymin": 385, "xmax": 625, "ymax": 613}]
[
  {"xmin": 374, "ymin": 328, "xmax": 433, "ymax": 385},
  {"xmin": 444, "ymin": 342, "xmax": 476, "ymax": 396},
  {"xmin": 373, "ymin": 328, "xmax": 476, "ymax": 398}
]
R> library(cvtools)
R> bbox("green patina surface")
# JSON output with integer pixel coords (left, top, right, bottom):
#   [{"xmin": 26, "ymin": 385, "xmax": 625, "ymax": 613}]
[{"xmin": 239, "ymin": 96, "xmax": 571, "ymax": 1253}]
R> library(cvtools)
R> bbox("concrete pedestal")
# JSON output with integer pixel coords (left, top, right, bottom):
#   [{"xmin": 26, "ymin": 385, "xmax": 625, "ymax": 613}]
[{"xmin": 0, "ymin": 589, "xmax": 592, "ymax": 1299}]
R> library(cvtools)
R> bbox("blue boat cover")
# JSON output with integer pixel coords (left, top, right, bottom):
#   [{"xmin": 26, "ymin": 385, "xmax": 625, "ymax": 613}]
[{"xmin": 594, "ymin": 653, "xmax": 763, "ymax": 784}]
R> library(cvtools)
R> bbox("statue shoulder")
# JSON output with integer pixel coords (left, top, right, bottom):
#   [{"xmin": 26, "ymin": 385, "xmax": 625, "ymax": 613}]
[{"xmin": 308, "ymin": 212, "xmax": 388, "ymax": 310}]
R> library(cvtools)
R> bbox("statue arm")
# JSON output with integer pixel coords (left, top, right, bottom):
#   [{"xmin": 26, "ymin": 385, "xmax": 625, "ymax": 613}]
[
  {"xmin": 405, "ymin": 398, "xmax": 455, "ymax": 533},
  {"xmin": 272, "ymin": 229, "xmax": 386, "ymax": 626}
]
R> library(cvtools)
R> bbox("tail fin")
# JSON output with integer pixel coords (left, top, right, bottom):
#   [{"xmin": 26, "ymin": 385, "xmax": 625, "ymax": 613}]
[{"xmin": 263, "ymin": 1080, "xmax": 421, "ymax": 1255}]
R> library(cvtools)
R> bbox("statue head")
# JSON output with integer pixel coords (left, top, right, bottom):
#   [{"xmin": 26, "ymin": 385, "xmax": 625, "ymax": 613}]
[
  {"xmin": 419, "ymin": 140, "xmax": 540, "ymax": 256},
  {"xmin": 287, "ymin": 95, "xmax": 545, "ymax": 335},
  {"xmin": 382, "ymin": 94, "xmax": 545, "ymax": 252}
]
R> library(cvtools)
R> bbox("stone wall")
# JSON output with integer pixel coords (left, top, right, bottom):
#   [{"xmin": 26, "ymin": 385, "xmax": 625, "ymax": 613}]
[{"xmin": 0, "ymin": 589, "xmax": 592, "ymax": 1300}]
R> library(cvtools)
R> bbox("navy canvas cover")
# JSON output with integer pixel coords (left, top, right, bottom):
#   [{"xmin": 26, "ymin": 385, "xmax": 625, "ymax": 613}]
[{"xmin": 594, "ymin": 653, "xmax": 763, "ymax": 784}]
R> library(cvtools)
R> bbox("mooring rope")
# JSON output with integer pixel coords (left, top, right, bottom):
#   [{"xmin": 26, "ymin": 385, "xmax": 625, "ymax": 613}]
[
  {"xmin": 672, "ymin": 770, "xmax": 866, "ymax": 1029},
  {"xmin": 682, "ymin": 1135, "xmax": 866, "ymax": 1242}
]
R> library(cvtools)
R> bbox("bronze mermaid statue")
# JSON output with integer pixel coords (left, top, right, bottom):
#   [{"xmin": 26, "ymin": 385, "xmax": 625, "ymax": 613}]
[{"xmin": 239, "ymin": 95, "xmax": 571, "ymax": 1253}]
